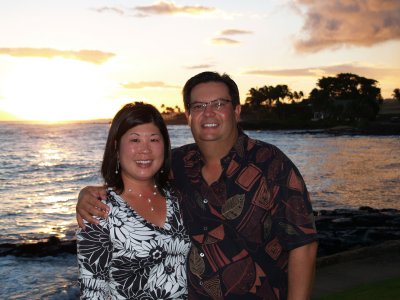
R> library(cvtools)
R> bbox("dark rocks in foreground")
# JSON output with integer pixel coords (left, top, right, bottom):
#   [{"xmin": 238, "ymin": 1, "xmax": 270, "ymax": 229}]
[
  {"xmin": 1, "ymin": 206, "xmax": 399, "ymax": 258},
  {"xmin": 0, "ymin": 236, "xmax": 76, "ymax": 257},
  {"xmin": 315, "ymin": 206, "xmax": 400, "ymax": 257}
]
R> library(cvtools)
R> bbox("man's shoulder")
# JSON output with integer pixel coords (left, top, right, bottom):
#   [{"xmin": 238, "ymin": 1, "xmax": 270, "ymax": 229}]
[{"xmin": 246, "ymin": 135, "xmax": 284, "ymax": 155}]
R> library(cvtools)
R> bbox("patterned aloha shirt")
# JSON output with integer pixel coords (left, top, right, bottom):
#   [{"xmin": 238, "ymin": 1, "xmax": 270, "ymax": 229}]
[
  {"xmin": 171, "ymin": 129, "xmax": 318, "ymax": 300},
  {"xmin": 76, "ymin": 188, "xmax": 191, "ymax": 300}
]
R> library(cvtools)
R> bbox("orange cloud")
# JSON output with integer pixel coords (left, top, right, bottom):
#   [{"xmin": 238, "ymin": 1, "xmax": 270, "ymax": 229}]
[
  {"xmin": 122, "ymin": 81, "xmax": 179, "ymax": 89},
  {"xmin": 185, "ymin": 64, "xmax": 215, "ymax": 69},
  {"xmin": 93, "ymin": 7, "xmax": 124, "ymax": 15},
  {"xmin": 135, "ymin": 0, "xmax": 215, "ymax": 16},
  {"xmin": 245, "ymin": 63, "xmax": 400, "ymax": 79},
  {"xmin": 211, "ymin": 37, "xmax": 239, "ymax": 45},
  {"xmin": 220, "ymin": 29, "xmax": 253, "ymax": 36},
  {"xmin": 293, "ymin": 0, "xmax": 400, "ymax": 52},
  {"xmin": 0, "ymin": 48, "xmax": 115, "ymax": 64}
]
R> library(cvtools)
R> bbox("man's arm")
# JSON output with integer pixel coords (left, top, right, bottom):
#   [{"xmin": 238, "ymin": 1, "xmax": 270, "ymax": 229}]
[
  {"xmin": 76, "ymin": 186, "xmax": 109, "ymax": 228},
  {"xmin": 287, "ymin": 241, "xmax": 318, "ymax": 300}
]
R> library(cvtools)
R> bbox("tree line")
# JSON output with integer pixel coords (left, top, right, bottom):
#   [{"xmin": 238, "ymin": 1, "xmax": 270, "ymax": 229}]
[
  {"xmin": 160, "ymin": 72, "xmax": 400, "ymax": 126},
  {"xmin": 243, "ymin": 73, "xmax": 399, "ymax": 125}
]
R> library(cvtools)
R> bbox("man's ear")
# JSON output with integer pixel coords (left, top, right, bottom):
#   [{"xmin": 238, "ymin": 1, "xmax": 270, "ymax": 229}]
[
  {"xmin": 234, "ymin": 104, "xmax": 241, "ymax": 122},
  {"xmin": 184, "ymin": 110, "xmax": 190, "ymax": 124}
]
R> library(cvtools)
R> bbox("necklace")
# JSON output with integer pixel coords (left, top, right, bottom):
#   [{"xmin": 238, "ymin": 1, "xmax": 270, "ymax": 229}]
[{"xmin": 127, "ymin": 184, "xmax": 158, "ymax": 212}]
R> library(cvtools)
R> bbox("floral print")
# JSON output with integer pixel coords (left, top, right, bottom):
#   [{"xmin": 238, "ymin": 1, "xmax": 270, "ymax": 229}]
[{"xmin": 77, "ymin": 189, "xmax": 191, "ymax": 300}]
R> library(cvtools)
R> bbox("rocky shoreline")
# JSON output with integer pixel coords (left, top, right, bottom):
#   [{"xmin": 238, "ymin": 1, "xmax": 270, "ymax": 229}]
[
  {"xmin": 238, "ymin": 121, "xmax": 400, "ymax": 135},
  {"xmin": 1, "ymin": 206, "xmax": 399, "ymax": 258},
  {"xmin": 315, "ymin": 206, "xmax": 400, "ymax": 257}
]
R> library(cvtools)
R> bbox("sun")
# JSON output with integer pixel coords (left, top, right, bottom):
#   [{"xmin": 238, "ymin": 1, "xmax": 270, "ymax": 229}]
[{"xmin": 1, "ymin": 57, "xmax": 115, "ymax": 122}]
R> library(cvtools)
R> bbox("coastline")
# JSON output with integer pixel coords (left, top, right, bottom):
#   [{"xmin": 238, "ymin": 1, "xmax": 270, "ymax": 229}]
[
  {"xmin": 1, "ymin": 206, "xmax": 399, "ymax": 258},
  {"xmin": 161, "ymin": 114, "xmax": 400, "ymax": 135},
  {"xmin": 1, "ymin": 206, "xmax": 399, "ymax": 299},
  {"xmin": 163, "ymin": 99, "xmax": 400, "ymax": 135}
]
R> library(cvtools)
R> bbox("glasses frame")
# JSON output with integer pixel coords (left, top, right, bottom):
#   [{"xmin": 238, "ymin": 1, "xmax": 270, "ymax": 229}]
[{"xmin": 189, "ymin": 98, "xmax": 231, "ymax": 114}]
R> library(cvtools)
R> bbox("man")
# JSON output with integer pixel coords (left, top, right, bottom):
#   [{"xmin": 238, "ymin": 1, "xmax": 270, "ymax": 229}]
[{"xmin": 77, "ymin": 71, "xmax": 318, "ymax": 299}]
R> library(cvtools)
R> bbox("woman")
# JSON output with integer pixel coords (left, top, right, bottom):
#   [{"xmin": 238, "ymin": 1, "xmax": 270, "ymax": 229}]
[{"xmin": 76, "ymin": 102, "xmax": 191, "ymax": 299}]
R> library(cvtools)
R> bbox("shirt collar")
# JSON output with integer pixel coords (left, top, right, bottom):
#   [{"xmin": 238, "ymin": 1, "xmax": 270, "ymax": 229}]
[{"xmin": 190, "ymin": 127, "xmax": 249, "ymax": 167}]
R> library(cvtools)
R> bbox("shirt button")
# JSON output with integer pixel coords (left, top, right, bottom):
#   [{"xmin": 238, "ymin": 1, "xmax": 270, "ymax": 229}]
[
  {"xmin": 203, "ymin": 198, "xmax": 208, "ymax": 204},
  {"xmin": 203, "ymin": 226, "xmax": 208, "ymax": 231},
  {"xmin": 199, "ymin": 252, "xmax": 205, "ymax": 257}
]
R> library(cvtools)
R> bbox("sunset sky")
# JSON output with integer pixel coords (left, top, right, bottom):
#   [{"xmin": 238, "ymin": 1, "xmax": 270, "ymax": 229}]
[{"xmin": 1, "ymin": 0, "xmax": 399, "ymax": 122}]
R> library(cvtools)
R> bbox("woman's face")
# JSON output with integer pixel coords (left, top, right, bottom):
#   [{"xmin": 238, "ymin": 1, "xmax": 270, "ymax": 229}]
[{"xmin": 118, "ymin": 122, "xmax": 165, "ymax": 184}]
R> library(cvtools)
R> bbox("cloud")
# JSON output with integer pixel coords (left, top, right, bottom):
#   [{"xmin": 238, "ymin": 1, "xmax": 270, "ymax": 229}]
[
  {"xmin": 245, "ymin": 63, "xmax": 400, "ymax": 79},
  {"xmin": 121, "ymin": 81, "xmax": 179, "ymax": 89},
  {"xmin": 185, "ymin": 64, "xmax": 215, "ymax": 69},
  {"xmin": 211, "ymin": 37, "xmax": 240, "ymax": 45},
  {"xmin": 0, "ymin": 48, "xmax": 115, "ymax": 64},
  {"xmin": 93, "ymin": 6, "xmax": 124, "ymax": 15},
  {"xmin": 293, "ymin": 0, "xmax": 400, "ymax": 52},
  {"xmin": 211, "ymin": 28, "xmax": 251, "ymax": 46},
  {"xmin": 220, "ymin": 29, "xmax": 253, "ymax": 36},
  {"xmin": 134, "ymin": 0, "xmax": 215, "ymax": 16}
]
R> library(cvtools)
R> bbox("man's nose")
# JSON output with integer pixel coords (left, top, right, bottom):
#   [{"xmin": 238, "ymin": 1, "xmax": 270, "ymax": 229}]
[{"xmin": 203, "ymin": 103, "xmax": 215, "ymax": 115}]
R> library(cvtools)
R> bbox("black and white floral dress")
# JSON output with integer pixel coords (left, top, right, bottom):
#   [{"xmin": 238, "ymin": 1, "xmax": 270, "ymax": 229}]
[{"xmin": 76, "ymin": 189, "xmax": 191, "ymax": 300}]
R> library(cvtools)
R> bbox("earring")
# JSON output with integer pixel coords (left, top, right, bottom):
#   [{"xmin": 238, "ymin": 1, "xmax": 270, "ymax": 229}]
[
  {"xmin": 160, "ymin": 169, "xmax": 164, "ymax": 174},
  {"xmin": 115, "ymin": 159, "xmax": 120, "ymax": 174}
]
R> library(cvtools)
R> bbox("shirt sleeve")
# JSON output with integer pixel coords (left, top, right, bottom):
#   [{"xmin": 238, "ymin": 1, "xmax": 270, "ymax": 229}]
[
  {"xmin": 76, "ymin": 220, "xmax": 112, "ymax": 299},
  {"xmin": 273, "ymin": 152, "xmax": 318, "ymax": 251}
]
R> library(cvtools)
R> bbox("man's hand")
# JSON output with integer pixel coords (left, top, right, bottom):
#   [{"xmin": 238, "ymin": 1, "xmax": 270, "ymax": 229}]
[{"xmin": 76, "ymin": 186, "xmax": 109, "ymax": 229}]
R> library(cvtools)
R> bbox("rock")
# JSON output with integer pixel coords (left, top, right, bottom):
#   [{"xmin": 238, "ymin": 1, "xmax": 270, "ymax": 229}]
[
  {"xmin": 0, "ymin": 237, "xmax": 77, "ymax": 257},
  {"xmin": 1, "ymin": 207, "xmax": 399, "ymax": 258},
  {"xmin": 315, "ymin": 207, "xmax": 400, "ymax": 257}
]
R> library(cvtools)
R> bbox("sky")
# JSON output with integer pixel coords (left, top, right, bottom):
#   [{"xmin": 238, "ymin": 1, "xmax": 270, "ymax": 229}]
[{"xmin": 0, "ymin": 0, "xmax": 399, "ymax": 122}]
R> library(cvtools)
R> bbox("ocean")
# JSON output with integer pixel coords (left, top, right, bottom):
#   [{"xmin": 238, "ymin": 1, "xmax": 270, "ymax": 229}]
[{"xmin": 1, "ymin": 122, "xmax": 399, "ymax": 299}]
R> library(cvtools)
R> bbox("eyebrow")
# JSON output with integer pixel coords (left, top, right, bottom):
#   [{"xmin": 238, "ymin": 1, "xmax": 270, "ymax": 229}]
[
  {"xmin": 128, "ymin": 132, "xmax": 161, "ymax": 136},
  {"xmin": 190, "ymin": 98, "xmax": 230, "ymax": 103}
]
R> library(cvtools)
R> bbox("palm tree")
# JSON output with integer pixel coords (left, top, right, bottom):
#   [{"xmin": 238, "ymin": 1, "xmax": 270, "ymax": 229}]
[{"xmin": 393, "ymin": 88, "xmax": 400, "ymax": 102}]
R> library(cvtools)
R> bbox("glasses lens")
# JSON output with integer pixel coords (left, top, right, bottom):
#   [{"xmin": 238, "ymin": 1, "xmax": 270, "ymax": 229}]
[
  {"xmin": 190, "ymin": 99, "xmax": 231, "ymax": 113},
  {"xmin": 190, "ymin": 103, "xmax": 204, "ymax": 112}
]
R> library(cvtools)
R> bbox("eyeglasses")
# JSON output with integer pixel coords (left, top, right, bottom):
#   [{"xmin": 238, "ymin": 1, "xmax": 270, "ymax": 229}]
[{"xmin": 189, "ymin": 98, "xmax": 231, "ymax": 113}]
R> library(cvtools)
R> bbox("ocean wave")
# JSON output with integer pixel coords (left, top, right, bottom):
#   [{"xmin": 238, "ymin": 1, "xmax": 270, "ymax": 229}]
[{"xmin": 0, "ymin": 254, "xmax": 79, "ymax": 299}]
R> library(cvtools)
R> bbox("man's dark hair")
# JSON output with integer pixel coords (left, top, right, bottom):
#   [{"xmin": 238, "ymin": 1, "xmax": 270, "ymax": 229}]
[{"xmin": 182, "ymin": 71, "xmax": 240, "ymax": 111}]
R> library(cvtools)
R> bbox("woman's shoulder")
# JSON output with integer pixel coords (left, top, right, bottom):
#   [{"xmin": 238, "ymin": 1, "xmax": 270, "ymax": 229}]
[{"xmin": 106, "ymin": 188, "xmax": 124, "ymax": 206}]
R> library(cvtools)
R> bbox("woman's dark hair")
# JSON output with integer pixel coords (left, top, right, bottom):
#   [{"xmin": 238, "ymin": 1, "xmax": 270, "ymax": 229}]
[
  {"xmin": 101, "ymin": 102, "xmax": 171, "ymax": 195},
  {"xmin": 182, "ymin": 71, "xmax": 240, "ymax": 111}
]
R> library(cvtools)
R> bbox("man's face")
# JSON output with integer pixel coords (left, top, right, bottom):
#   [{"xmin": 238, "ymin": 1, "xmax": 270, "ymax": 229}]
[{"xmin": 185, "ymin": 81, "xmax": 241, "ymax": 145}]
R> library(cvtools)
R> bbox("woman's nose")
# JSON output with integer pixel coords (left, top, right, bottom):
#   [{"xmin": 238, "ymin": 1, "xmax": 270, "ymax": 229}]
[{"xmin": 139, "ymin": 141, "xmax": 151, "ymax": 153}]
